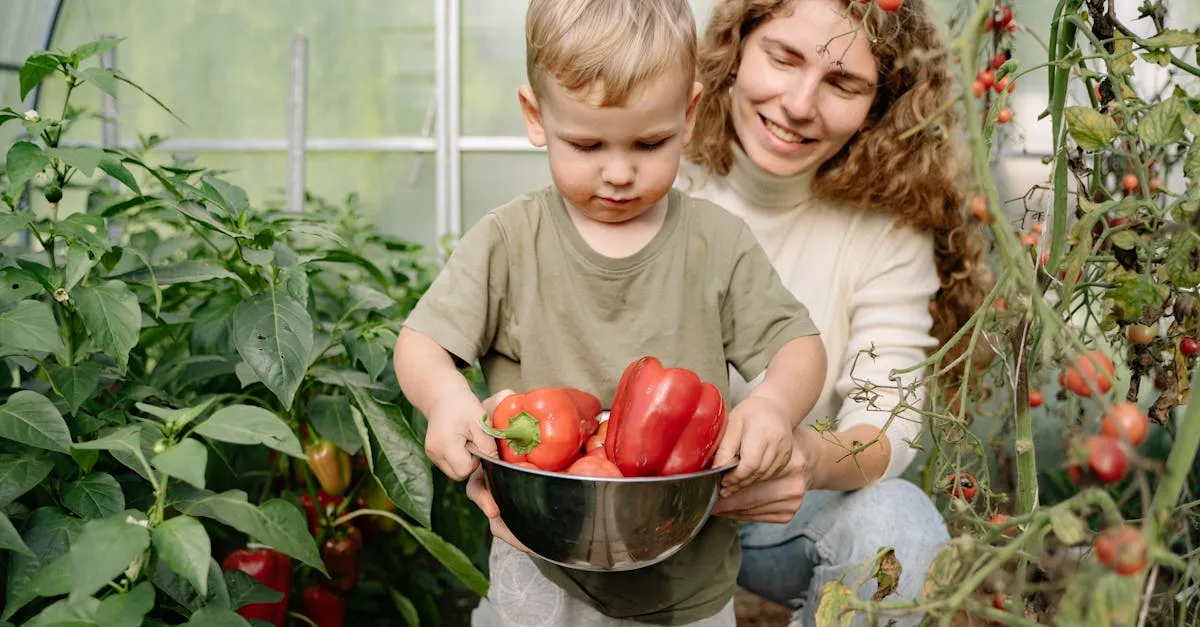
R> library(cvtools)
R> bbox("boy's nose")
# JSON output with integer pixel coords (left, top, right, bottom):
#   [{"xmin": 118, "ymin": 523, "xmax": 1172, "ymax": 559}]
[{"xmin": 602, "ymin": 158, "xmax": 634, "ymax": 186}]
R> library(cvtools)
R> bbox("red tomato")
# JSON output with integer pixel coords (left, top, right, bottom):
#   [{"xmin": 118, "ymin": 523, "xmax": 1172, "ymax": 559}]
[
  {"xmin": 997, "ymin": 107, "xmax": 1014, "ymax": 124},
  {"xmin": 991, "ymin": 52, "xmax": 1008, "ymax": 70},
  {"xmin": 565, "ymin": 456, "xmax": 624, "ymax": 478},
  {"xmin": 1086, "ymin": 436, "xmax": 1128, "ymax": 484},
  {"xmin": 1030, "ymin": 221, "xmax": 1044, "ymax": 235},
  {"xmin": 1094, "ymin": 525, "xmax": 1146, "ymax": 575},
  {"xmin": 947, "ymin": 472, "xmax": 977, "ymax": 501},
  {"xmin": 973, "ymin": 79, "xmax": 986, "ymax": 98},
  {"xmin": 993, "ymin": 75, "xmax": 1011, "ymax": 93},
  {"xmin": 1100, "ymin": 402, "xmax": 1149, "ymax": 446},
  {"xmin": 977, "ymin": 69, "xmax": 996, "ymax": 89},
  {"xmin": 1122, "ymin": 173, "xmax": 1139, "ymax": 193},
  {"xmin": 1019, "ymin": 233, "xmax": 1037, "ymax": 247},
  {"xmin": 1062, "ymin": 350, "xmax": 1115, "ymax": 397},
  {"xmin": 1181, "ymin": 337, "xmax": 1199, "ymax": 356},
  {"xmin": 877, "ymin": 0, "xmax": 903, "ymax": 12},
  {"xmin": 996, "ymin": 6, "xmax": 1014, "ymax": 28},
  {"xmin": 970, "ymin": 195, "xmax": 993, "ymax": 224},
  {"xmin": 1126, "ymin": 324, "xmax": 1156, "ymax": 345},
  {"xmin": 1028, "ymin": 389, "xmax": 1044, "ymax": 408}
]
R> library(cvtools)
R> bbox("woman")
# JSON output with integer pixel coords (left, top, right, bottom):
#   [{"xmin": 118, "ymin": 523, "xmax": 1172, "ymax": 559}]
[{"xmin": 680, "ymin": 0, "xmax": 989, "ymax": 624}]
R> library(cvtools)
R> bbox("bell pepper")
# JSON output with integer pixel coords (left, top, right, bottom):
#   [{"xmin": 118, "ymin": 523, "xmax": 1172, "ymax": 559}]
[
  {"xmin": 221, "ymin": 546, "xmax": 291, "ymax": 627},
  {"xmin": 566, "ymin": 455, "xmax": 623, "ymax": 477},
  {"xmin": 320, "ymin": 524, "xmax": 363, "ymax": 593},
  {"xmin": 563, "ymin": 387, "xmax": 603, "ymax": 438},
  {"xmin": 306, "ymin": 439, "xmax": 352, "ymax": 497},
  {"xmin": 478, "ymin": 388, "xmax": 583, "ymax": 471},
  {"xmin": 301, "ymin": 585, "xmax": 345, "ymax": 627},
  {"xmin": 605, "ymin": 356, "xmax": 728, "ymax": 477},
  {"xmin": 353, "ymin": 476, "xmax": 399, "ymax": 537},
  {"xmin": 583, "ymin": 421, "xmax": 608, "ymax": 457},
  {"xmin": 299, "ymin": 492, "xmax": 346, "ymax": 536}
]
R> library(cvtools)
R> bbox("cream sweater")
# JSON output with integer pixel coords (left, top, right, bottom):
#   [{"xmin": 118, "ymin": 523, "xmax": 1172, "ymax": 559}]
[{"xmin": 678, "ymin": 146, "xmax": 939, "ymax": 479}]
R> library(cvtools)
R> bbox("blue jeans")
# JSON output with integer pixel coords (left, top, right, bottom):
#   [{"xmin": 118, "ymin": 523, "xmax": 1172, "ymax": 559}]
[{"xmin": 738, "ymin": 479, "xmax": 948, "ymax": 627}]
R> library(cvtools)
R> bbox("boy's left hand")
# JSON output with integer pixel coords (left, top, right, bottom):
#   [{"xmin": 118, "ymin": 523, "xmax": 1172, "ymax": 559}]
[{"xmin": 713, "ymin": 396, "xmax": 794, "ymax": 497}]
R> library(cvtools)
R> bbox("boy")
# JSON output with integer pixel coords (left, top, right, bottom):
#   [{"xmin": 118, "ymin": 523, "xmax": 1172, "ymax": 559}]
[{"xmin": 393, "ymin": 0, "xmax": 827, "ymax": 624}]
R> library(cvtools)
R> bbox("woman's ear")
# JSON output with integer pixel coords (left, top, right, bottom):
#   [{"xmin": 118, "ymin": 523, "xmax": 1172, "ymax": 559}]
[
  {"xmin": 518, "ymin": 85, "xmax": 547, "ymax": 147},
  {"xmin": 683, "ymin": 81, "xmax": 704, "ymax": 144}
]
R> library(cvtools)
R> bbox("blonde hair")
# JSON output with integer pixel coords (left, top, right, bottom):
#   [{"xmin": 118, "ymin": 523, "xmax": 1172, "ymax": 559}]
[
  {"xmin": 686, "ymin": 0, "xmax": 991, "ymax": 381},
  {"xmin": 525, "ymin": 0, "xmax": 698, "ymax": 106}
]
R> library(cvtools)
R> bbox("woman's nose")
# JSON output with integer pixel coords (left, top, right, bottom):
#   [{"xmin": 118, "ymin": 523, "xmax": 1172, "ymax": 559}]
[{"xmin": 779, "ymin": 76, "xmax": 820, "ymax": 123}]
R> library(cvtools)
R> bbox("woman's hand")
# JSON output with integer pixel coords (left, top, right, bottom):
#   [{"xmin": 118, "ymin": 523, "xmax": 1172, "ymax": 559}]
[
  {"xmin": 712, "ymin": 429, "xmax": 814, "ymax": 523},
  {"xmin": 463, "ymin": 388, "xmax": 531, "ymax": 552}
]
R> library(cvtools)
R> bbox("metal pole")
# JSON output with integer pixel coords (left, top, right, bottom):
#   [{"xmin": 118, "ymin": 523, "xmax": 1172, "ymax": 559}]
[
  {"xmin": 434, "ymin": 0, "xmax": 450, "ymax": 242},
  {"xmin": 100, "ymin": 35, "xmax": 119, "ymax": 190},
  {"xmin": 287, "ymin": 30, "xmax": 308, "ymax": 213},
  {"xmin": 447, "ymin": 0, "xmax": 462, "ymax": 237}
]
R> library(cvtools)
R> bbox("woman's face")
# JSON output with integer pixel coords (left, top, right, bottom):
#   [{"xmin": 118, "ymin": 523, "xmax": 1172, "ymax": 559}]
[{"xmin": 730, "ymin": 0, "xmax": 879, "ymax": 177}]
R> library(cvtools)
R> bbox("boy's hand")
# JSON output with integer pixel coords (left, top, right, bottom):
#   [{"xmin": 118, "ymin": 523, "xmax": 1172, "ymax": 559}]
[
  {"xmin": 425, "ymin": 388, "xmax": 512, "ymax": 481},
  {"xmin": 714, "ymin": 396, "xmax": 794, "ymax": 497}
]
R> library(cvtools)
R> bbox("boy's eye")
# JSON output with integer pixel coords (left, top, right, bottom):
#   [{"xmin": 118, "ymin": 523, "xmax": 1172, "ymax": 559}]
[
  {"xmin": 637, "ymin": 139, "xmax": 667, "ymax": 150},
  {"xmin": 570, "ymin": 142, "xmax": 600, "ymax": 152}
]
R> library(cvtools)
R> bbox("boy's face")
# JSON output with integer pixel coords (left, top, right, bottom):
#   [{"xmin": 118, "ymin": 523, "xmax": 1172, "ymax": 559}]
[{"xmin": 519, "ymin": 73, "xmax": 702, "ymax": 224}]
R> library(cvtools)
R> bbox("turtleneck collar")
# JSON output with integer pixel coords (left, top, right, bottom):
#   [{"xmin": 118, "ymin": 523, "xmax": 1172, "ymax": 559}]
[{"xmin": 726, "ymin": 142, "xmax": 818, "ymax": 212}]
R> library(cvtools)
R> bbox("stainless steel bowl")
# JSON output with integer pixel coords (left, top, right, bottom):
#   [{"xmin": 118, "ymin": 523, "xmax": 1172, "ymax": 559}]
[{"xmin": 468, "ymin": 442, "xmax": 736, "ymax": 572}]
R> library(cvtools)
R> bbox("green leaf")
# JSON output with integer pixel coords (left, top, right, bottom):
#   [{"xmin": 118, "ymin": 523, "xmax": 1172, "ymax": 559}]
[
  {"xmin": 1106, "ymin": 273, "xmax": 1169, "ymax": 323},
  {"xmin": 1109, "ymin": 230, "xmax": 1140, "ymax": 250},
  {"xmin": 175, "ymin": 200, "xmax": 246, "ymax": 239},
  {"xmin": 48, "ymin": 147, "xmax": 107, "ymax": 177},
  {"xmin": 190, "ymin": 290, "xmax": 241, "ymax": 354},
  {"xmin": 47, "ymin": 362, "xmax": 102, "ymax": 415},
  {"xmin": 201, "ymin": 177, "xmax": 250, "ymax": 215},
  {"xmin": 23, "ymin": 596, "xmax": 98, "ymax": 627},
  {"xmin": 19, "ymin": 53, "xmax": 60, "ymax": 100},
  {"xmin": 1065, "ymin": 106, "xmax": 1119, "ymax": 151},
  {"xmin": 394, "ymin": 515, "xmax": 489, "ymax": 598},
  {"xmin": 193, "ymin": 404, "xmax": 304, "ymax": 459},
  {"xmin": 347, "ymin": 334, "xmax": 389, "ymax": 379},
  {"xmin": 184, "ymin": 606, "xmax": 251, "ymax": 627},
  {"xmin": 171, "ymin": 488, "xmax": 326, "ymax": 574},
  {"xmin": 1137, "ymin": 99, "xmax": 1186, "ymax": 147},
  {"xmin": 68, "ymin": 514, "xmax": 151, "ymax": 602},
  {"xmin": 118, "ymin": 260, "xmax": 237, "ymax": 286},
  {"xmin": 1142, "ymin": 29, "xmax": 1200, "ymax": 49},
  {"xmin": 390, "ymin": 589, "xmax": 421, "ymax": 627},
  {"xmin": 152, "ymin": 516, "xmax": 211, "ymax": 598},
  {"xmin": 3, "ymin": 508, "xmax": 82, "ymax": 620},
  {"xmin": 0, "ymin": 268, "xmax": 41, "ymax": 309},
  {"xmin": 0, "ymin": 390, "xmax": 72, "ymax": 454},
  {"xmin": 1141, "ymin": 49, "xmax": 1173, "ymax": 67},
  {"xmin": 6, "ymin": 141, "xmax": 51, "ymax": 190},
  {"xmin": 94, "ymin": 581, "xmax": 154, "ymax": 627},
  {"xmin": 70, "ymin": 38, "xmax": 124, "ymax": 63},
  {"xmin": 355, "ymin": 392, "xmax": 432, "ymax": 528},
  {"xmin": 1110, "ymin": 38, "xmax": 1135, "ymax": 78},
  {"xmin": 1163, "ymin": 231, "xmax": 1200, "ymax": 286},
  {"xmin": 152, "ymin": 557, "xmax": 229, "ymax": 613},
  {"xmin": 78, "ymin": 67, "xmax": 118, "ymax": 97},
  {"xmin": 223, "ymin": 569, "xmax": 282, "ymax": 610},
  {"xmin": 1049, "ymin": 507, "xmax": 1087, "ymax": 545},
  {"xmin": 280, "ymin": 265, "xmax": 309, "ymax": 309},
  {"xmin": 63, "ymin": 472, "xmax": 125, "ymax": 519},
  {"xmin": 97, "ymin": 158, "xmax": 140, "ymax": 193},
  {"xmin": 0, "ymin": 299, "xmax": 65, "ymax": 354},
  {"xmin": 233, "ymin": 291, "xmax": 313, "ymax": 409},
  {"xmin": 0, "ymin": 452, "xmax": 55, "ymax": 507},
  {"xmin": 815, "ymin": 581, "xmax": 855, "ymax": 626},
  {"xmin": 72, "ymin": 280, "xmax": 140, "ymax": 373},
  {"xmin": 0, "ymin": 511, "xmax": 34, "ymax": 556},
  {"xmin": 308, "ymin": 395, "xmax": 364, "ymax": 455},
  {"xmin": 0, "ymin": 212, "xmax": 31, "ymax": 241},
  {"xmin": 151, "ymin": 439, "xmax": 208, "ymax": 489},
  {"xmin": 65, "ymin": 245, "xmax": 100, "ymax": 291},
  {"xmin": 136, "ymin": 397, "xmax": 217, "ymax": 429},
  {"xmin": 1185, "ymin": 142, "xmax": 1200, "ymax": 181},
  {"xmin": 54, "ymin": 213, "xmax": 110, "ymax": 252},
  {"xmin": 349, "ymin": 284, "xmax": 396, "ymax": 311},
  {"xmin": 74, "ymin": 425, "xmax": 157, "ymax": 480},
  {"xmin": 113, "ymin": 72, "xmax": 182, "ymax": 123}
]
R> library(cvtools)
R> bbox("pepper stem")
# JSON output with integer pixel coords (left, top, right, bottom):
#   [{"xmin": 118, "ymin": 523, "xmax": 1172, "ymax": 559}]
[{"xmin": 477, "ymin": 412, "xmax": 541, "ymax": 454}]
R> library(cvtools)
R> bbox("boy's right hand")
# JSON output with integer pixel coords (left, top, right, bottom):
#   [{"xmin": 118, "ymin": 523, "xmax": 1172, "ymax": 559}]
[{"xmin": 424, "ymin": 388, "xmax": 507, "ymax": 481}]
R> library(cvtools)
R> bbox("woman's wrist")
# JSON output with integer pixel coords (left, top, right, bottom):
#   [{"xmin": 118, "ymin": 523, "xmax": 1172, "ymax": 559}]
[{"xmin": 796, "ymin": 424, "xmax": 890, "ymax": 491}]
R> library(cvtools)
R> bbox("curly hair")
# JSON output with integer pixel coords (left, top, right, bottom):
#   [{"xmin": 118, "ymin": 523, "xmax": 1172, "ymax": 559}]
[{"xmin": 686, "ymin": 0, "xmax": 991, "ymax": 380}]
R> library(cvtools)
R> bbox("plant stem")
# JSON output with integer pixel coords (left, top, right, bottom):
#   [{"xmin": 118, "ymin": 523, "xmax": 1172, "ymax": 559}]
[
  {"xmin": 1046, "ymin": 2, "xmax": 1078, "ymax": 272},
  {"xmin": 1146, "ymin": 362, "xmax": 1200, "ymax": 541}
]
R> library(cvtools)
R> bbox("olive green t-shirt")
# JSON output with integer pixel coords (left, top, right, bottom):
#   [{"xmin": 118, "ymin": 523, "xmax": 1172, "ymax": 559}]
[{"xmin": 403, "ymin": 186, "xmax": 819, "ymax": 624}]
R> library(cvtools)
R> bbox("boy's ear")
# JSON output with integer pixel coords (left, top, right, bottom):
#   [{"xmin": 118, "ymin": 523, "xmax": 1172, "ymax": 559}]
[
  {"xmin": 682, "ymin": 81, "xmax": 703, "ymax": 144},
  {"xmin": 518, "ymin": 85, "xmax": 547, "ymax": 147}
]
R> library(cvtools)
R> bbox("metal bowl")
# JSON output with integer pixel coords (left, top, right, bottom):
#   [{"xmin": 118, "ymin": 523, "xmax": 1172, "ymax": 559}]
[{"xmin": 468, "ymin": 442, "xmax": 736, "ymax": 572}]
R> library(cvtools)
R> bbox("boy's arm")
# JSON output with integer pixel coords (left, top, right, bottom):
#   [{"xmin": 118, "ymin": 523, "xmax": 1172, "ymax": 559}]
[
  {"xmin": 745, "ymin": 334, "xmax": 827, "ymax": 429},
  {"xmin": 393, "ymin": 327, "xmax": 494, "ymax": 480}
]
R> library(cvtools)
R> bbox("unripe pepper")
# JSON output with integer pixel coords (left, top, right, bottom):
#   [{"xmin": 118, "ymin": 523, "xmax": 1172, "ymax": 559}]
[
  {"xmin": 221, "ymin": 546, "xmax": 291, "ymax": 627},
  {"xmin": 605, "ymin": 356, "xmax": 727, "ymax": 477},
  {"xmin": 301, "ymin": 585, "xmax": 345, "ymax": 627},
  {"xmin": 353, "ymin": 476, "xmax": 399, "ymax": 537},
  {"xmin": 320, "ymin": 524, "xmax": 363, "ymax": 593},
  {"xmin": 299, "ymin": 492, "xmax": 345, "ymax": 536},
  {"xmin": 478, "ymin": 388, "xmax": 583, "ymax": 471},
  {"xmin": 305, "ymin": 439, "xmax": 352, "ymax": 497}
]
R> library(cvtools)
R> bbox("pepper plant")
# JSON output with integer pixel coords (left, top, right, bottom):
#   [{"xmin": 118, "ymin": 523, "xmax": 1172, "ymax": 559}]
[{"xmin": 0, "ymin": 39, "xmax": 488, "ymax": 626}]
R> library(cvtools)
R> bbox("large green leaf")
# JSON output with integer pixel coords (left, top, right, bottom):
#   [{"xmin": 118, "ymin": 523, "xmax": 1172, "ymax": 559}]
[
  {"xmin": 223, "ymin": 569, "xmax": 282, "ymax": 610},
  {"xmin": 136, "ymin": 398, "xmax": 218, "ymax": 430},
  {"xmin": 0, "ymin": 212, "xmax": 32, "ymax": 242},
  {"xmin": 72, "ymin": 280, "xmax": 140, "ymax": 373},
  {"xmin": 152, "ymin": 516, "xmax": 211, "ymax": 598},
  {"xmin": 184, "ymin": 606, "xmax": 251, "ymax": 627},
  {"xmin": 98, "ymin": 158, "xmax": 140, "ymax": 194},
  {"xmin": 347, "ymin": 333, "xmax": 389, "ymax": 379},
  {"xmin": 175, "ymin": 200, "xmax": 246, "ymax": 239},
  {"xmin": 1137, "ymin": 98, "xmax": 1187, "ymax": 147},
  {"xmin": 190, "ymin": 290, "xmax": 241, "ymax": 354},
  {"xmin": 6, "ymin": 142, "xmax": 50, "ymax": 191},
  {"xmin": 117, "ymin": 260, "xmax": 238, "ymax": 286},
  {"xmin": 3, "ymin": 508, "xmax": 82, "ymax": 620},
  {"xmin": 0, "ymin": 299, "xmax": 64, "ymax": 354},
  {"xmin": 201, "ymin": 177, "xmax": 250, "ymax": 215},
  {"xmin": 353, "ymin": 390, "xmax": 432, "ymax": 528},
  {"xmin": 65, "ymin": 245, "xmax": 100, "ymax": 291},
  {"xmin": 94, "ymin": 581, "xmax": 154, "ymax": 627},
  {"xmin": 23, "ymin": 596, "xmax": 98, "ymax": 627},
  {"xmin": 0, "ymin": 511, "xmax": 34, "ymax": 556},
  {"xmin": 308, "ymin": 395, "xmax": 364, "ymax": 455},
  {"xmin": 70, "ymin": 38, "xmax": 124, "ymax": 63},
  {"xmin": 53, "ymin": 213, "xmax": 110, "ymax": 252},
  {"xmin": 74, "ymin": 424, "xmax": 158, "ymax": 480},
  {"xmin": 152, "ymin": 557, "xmax": 229, "ymax": 613},
  {"xmin": 47, "ymin": 362, "xmax": 102, "ymax": 415},
  {"xmin": 151, "ymin": 439, "xmax": 208, "ymax": 489},
  {"xmin": 63, "ymin": 472, "xmax": 125, "ymax": 519},
  {"xmin": 171, "ymin": 488, "xmax": 325, "ymax": 575},
  {"xmin": 192, "ymin": 405, "xmax": 304, "ymax": 459},
  {"xmin": 67, "ymin": 514, "xmax": 151, "ymax": 601},
  {"xmin": 0, "ymin": 391, "xmax": 72, "ymax": 454},
  {"xmin": 1065, "ymin": 106, "xmax": 1119, "ymax": 151},
  {"xmin": 0, "ymin": 452, "xmax": 55, "ymax": 507},
  {"xmin": 19, "ymin": 53, "xmax": 60, "ymax": 99},
  {"xmin": 349, "ymin": 284, "xmax": 396, "ymax": 311},
  {"xmin": 79, "ymin": 67, "xmax": 117, "ymax": 97},
  {"xmin": 48, "ymin": 147, "xmax": 107, "ymax": 177},
  {"xmin": 0, "ymin": 267, "xmax": 44, "ymax": 309},
  {"xmin": 234, "ymin": 291, "xmax": 313, "ymax": 409},
  {"xmin": 395, "ymin": 514, "xmax": 489, "ymax": 599}
]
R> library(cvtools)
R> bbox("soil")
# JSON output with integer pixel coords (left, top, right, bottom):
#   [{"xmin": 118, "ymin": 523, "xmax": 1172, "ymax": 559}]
[{"xmin": 734, "ymin": 588, "xmax": 793, "ymax": 626}]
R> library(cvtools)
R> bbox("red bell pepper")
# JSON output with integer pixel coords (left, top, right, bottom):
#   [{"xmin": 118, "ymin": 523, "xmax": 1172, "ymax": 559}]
[
  {"xmin": 300, "ymin": 585, "xmax": 345, "ymax": 627},
  {"xmin": 305, "ymin": 439, "xmax": 352, "ymax": 497},
  {"xmin": 320, "ymin": 524, "xmax": 363, "ymax": 593},
  {"xmin": 299, "ymin": 492, "xmax": 346, "ymax": 536},
  {"xmin": 605, "ymin": 356, "xmax": 728, "ymax": 477},
  {"xmin": 478, "ymin": 388, "xmax": 583, "ymax": 471},
  {"xmin": 563, "ymin": 387, "xmax": 603, "ymax": 438},
  {"xmin": 221, "ymin": 546, "xmax": 291, "ymax": 627}
]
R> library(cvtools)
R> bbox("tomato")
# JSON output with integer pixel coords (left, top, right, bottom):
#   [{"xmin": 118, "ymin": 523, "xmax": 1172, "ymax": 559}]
[
  {"xmin": 1181, "ymin": 337, "xmax": 1199, "ymax": 357},
  {"xmin": 1106, "ymin": 215, "xmax": 1127, "ymax": 228},
  {"xmin": 989, "ymin": 514, "xmax": 1016, "ymax": 538},
  {"xmin": 993, "ymin": 75, "xmax": 1011, "ymax": 93},
  {"xmin": 997, "ymin": 107, "xmax": 1013, "ymax": 124},
  {"xmin": 992, "ymin": 593, "xmax": 1009, "ymax": 610},
  {"xmin": 1122, "ymin": 173, "xmax": 1139, "ymax": 193},
  {"xmin": 970, "ymin": 195, "xmax": 993, "ymax": 224},
  {"xmin": 1100, "ymin": 402, "xmax": 1149, "ymax": 446},
  {"xmin": 973, "ymin": 79, "xmax": 986, "ymax": 99},
  {"xmin": 977, "ymin": 69, "xmax": 995, "ymax": 89},
  {"xmin": 1094, "ymin": 525, "xmax": 1146, "ymax": 575},
  {"xmin": 947, "ymin": 472, "xmax": 977, "ymax": 501},
  {"xmin": 996, "ymin": 6, "xmax": 1014, "ymax": 28},
  {"xmin": 1148, "ymin": 177, "xmax": 1163, "ymax": 194},
  {"xmin": 565, "ymin": 455, "xmax": 624, "ymax": 478},
  {"xmin": 1030, "ymin": 221, "xmax": 1044, "ymax": 235},
  {"xmin": 1019, "ymin": 233, "xmax": 1037, "ymax": 247},
  {"xmin": 1062, "ymin": 350, "xmax": 1115, "ymax": 397},
  {"xmin": 1028, "ymin": 388, "xmax": 1044, "ymax": 408},
  {"xmin": 1126, "ymin": 324, "xmax": 1156, "ymax": 345},
  {"xmin": 877, "ymin": 0, "xmax": 903, "ymax": 12},
  {"xmin": 1086, "ymin": 435, "xmax": 1128, "ymax": 484},
  {"xmin": 992, "ymin": 297, "xmax": 1008, "ymax": 313},
  {"xmin": 991, "ymin": 52, "xmax": 1008, "ymax": 70},
  {"xmin": 984, "ymin": 16, "xmax": 993, "ymax": 32}
]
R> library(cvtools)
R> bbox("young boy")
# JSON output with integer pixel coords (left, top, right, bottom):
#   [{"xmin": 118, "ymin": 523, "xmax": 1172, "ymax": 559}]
[{"xmin": 393, "ymin": 0, "xmax": 827, "ymax": 624}]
